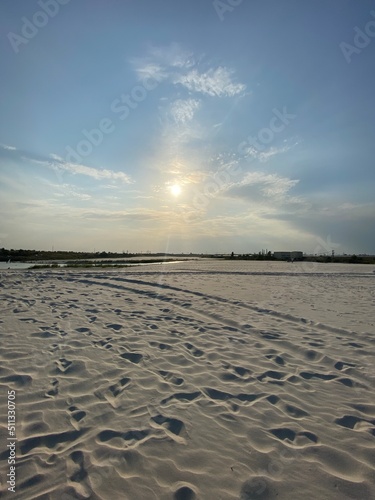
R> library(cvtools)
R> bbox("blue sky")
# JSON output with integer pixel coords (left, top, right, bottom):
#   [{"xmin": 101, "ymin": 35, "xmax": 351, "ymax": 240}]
[{"xmin": 1, "ymin": 0, "xmax": 374, "ymax": 254}]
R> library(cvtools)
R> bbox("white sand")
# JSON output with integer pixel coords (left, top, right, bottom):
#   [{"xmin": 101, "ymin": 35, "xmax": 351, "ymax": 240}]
[{"xmin": 0, "ymin": 260, "xmax": 374, "ymax": 499}]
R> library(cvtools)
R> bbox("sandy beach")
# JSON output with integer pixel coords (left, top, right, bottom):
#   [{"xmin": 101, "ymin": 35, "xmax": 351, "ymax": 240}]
[{"xmin": 0, "ymin": 260, "xmax": 374, "ymax": 499}]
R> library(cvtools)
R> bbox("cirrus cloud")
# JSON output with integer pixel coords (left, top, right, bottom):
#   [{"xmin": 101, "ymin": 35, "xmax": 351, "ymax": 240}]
[
  {"xmin": 174, "ymin": 66, "xmax": 246, "ymax": 97},
  {"xmin": 169, "ymin": 98, "xmax": 201, "ymax": 124}
]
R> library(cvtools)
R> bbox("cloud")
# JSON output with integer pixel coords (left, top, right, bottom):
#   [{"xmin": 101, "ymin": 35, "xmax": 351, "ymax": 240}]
[
  {"xmin": 227, "ymin": 171, "xmax": 299, "ymax": 198},
  {"xmin": 149, "ymin": 42, "xmax": 195, "ymax": 69},
  {"xmin": 51, "ymin": 161, "xmax": 132, "ymax": 183},
  {"xmin": 132, "ymin": 44, "xmax": 245, "ymax": 101},
  {"xmin": 39, "ymin": 178, "xmax": 93, "ymax": 201},
  {"xmin": 24, "ymin": 157, "xmax": 50, "ymax": 166},
  {"xmin": 312, "ymin": 201, "xmax": 375, "ymax": 220},
  {"xmin": 1, "ymin": 146, "xmax": 133, "ymax": 185},
  {"xmin": 133, "ymin": 62, "xmax": 168, "ymax": 82},
  {"xmin": 279, "ymin": 201, "xmax": 375, "ymax": 254},
  {"xmin": 81, "ymin": 207, "xmax": 167, "ymax": 223},
  {"xmin": 245, "ymin": 143, "xmax": 294, "ymax": 163},
  {"xmin": 175, "ymin": 67, "xmax": 246, "ymax": 97},
  {"xmin": 0, "ymin": 143, "xmax": 17, "ymax": 151},
  {"xmin": 131, "ymin": 43, "xmax": 193, "ymax": 82},
  {"xmin": 49, "ymin": 153, "xmax": 64, "ymax": 161},
  {"xmin": 169, "ymin": 99, "xmax": 201, "ymax": 124}
]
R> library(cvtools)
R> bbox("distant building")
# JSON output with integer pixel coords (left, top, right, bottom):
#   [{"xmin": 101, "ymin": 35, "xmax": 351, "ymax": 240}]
[
  {"xmin": 291, "ymin": 251, "xmax": 303, "ymax": 260},
  {"xmin": 274, "ymin": 251, "xmax": 303, "ymax": 261}
]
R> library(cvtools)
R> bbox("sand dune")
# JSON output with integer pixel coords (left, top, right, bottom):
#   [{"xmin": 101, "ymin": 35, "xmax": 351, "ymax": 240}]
[{"xmin": 0, "ymin": 261, "xmax": 374, "ymax": 499}]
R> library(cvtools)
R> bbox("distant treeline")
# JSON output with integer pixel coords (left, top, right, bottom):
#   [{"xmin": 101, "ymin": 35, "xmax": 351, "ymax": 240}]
[
  {"xmin": 0, "ymin": 248, "xmax": 200, "ymax": 262},
  {"xmin": 223, "ymin": 252, "xmax": 276, "ymax": 261},
  {"xmin": 302, "ymin": 254, "xmax": 375, "ymax": 264},
  {"xmin": 220, "ymin": 253, "xmax": 375, "ymax": 264},
  {"xmin": 1, "ymin": 248, "xmax": 374, "ymax": 264}
]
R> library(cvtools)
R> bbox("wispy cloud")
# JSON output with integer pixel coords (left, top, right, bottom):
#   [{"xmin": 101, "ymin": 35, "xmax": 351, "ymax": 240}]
[
  {"xmin": 175, "ymin": 67, "xmax": 246, "ymax": 97},
  {"xmin": 313, "ymin": 201, "xmax": 375, "ymax": 220},
  {"xmin": 245, "ymin": 172, "xmax": 298, "ymax": 196},
  {"xmin": 0, "ymin": 143, "xmax": 17, "ymax": 151},
  {"xmin": 169, "ymin": 98, "xmax": 201, "ymax": 124},
  {"xmin": 224, "ymin": 171, "xmax": 299, "ymax": 200},
  {"xmin": 49, "ymin": 153, "xmax": 64, "ymax": 161},
  {"xmin": 149, "ymin": 42, "xmax": 195, "ymax": 69},
  {"xmin": 245, "ymin": 143, "xmax": 295, "ymax": 163},
  {"xmin": 80, "ymin": 207, "xmax": 173, "ymax": 223},
  {"xmin": 133, "ymin": 62, "xmax": 168, "ymax": 82},
  {"xmin": 51, "ymin": 161, "xmax": 132, "ymax": 183},
  {"xmin": 8, "ymin": 148, "xmax": 133, "ymax": 185},
  {"xmin": 38, "ymin": 178, "xmax": 93, "ymax": 201},
  {"xmin": 131, "ymin": 43, "xmax": 193, "ymax": 81},
  {"xmin": 132, "ymin": 44, "xmax": 246, "ymax": 101}
]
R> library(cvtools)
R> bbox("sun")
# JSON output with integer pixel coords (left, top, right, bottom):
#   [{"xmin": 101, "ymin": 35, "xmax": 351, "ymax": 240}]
[{"xmin": 170, "ymin": 184, "xmax": 182, "ymax": 197}]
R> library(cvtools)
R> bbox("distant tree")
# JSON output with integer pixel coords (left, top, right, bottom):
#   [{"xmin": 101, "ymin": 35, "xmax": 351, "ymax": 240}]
[{"xmin": 349, "ymin": 254, "xmax": 359, "ymax": 263}]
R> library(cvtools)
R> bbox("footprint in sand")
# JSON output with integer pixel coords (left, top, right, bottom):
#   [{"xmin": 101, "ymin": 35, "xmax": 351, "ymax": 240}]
[
  {"xmin": 68, "ymin": 405, "xmax": 87, "ymax": 427},
  {"xmin": 219, "ymin": 364, "xmax": 252, "ymax": 382},
  {"xmin": 68, "ymin": 450, "xmax": 88, "ymax": 484},
  {"xmin": 93, "ymin": 337, "xmax": 113, "ymax": 350},
  {"xmin": 173, "ymin": 485, "xmax": 196, "ymax": 500},
  {"xmin": 19, "ymin": 317, "xmax": 39, "ymax": 324},
  {"xmin": 265, "ymin": 354, "xmax": 285, "ymax": 366},
  {"xmin": 151, "ymin": 414, "xmax": 185, "ymax": 436},
  {"xmin": 48, "ymin": 343, "xmax": 61, "ymax": 354},
  {"xmin": 299, "ymin": 371, "xmax": 336, "ymax": 381},
  {"xmin": 257, "ymin": 370, "xmax": 287, "ymax": 383},
  {"xmin": 76, "ymin": 327, "xmax": 91, "ymax": 334},
  {"xmin": 45, "ymin": 379, "xmax": 59, "ymax": 398},
  {"xmin": 31, "ymin": 330, "xmax": 56, "ymax": 339},
  {"xmin": 283, "ymin": 403, "xmax": 310, "ymax": 419},
  {"xmin": 161, "ymin": 391, "xmax": 201, "ymax": 405},
  {"xmin": 334, "ymin": 361, "xmax": 356, "ymax": 371},
  {"xmin": 270, "ymin": 427, "xmax": 318, "ymax": 445},
  {"xmin": 149, "ymin": 341, "xmax": 172, "ymax": 350},
  {"xmin": 159, "ymin": 370, "xmax": 184, "ymax": 386},
  {"xmin": 120, "ymin": 352, "xmax": 143, "ymax": 364},
  {"xmin": 147, "ymin": 323, "xmax": 159, "ymax": 330},
  {"xmin": 334, "ymin": 414, "xmax": 374, "ymax": 430},
  {"xmin": 55, "ymin": 358, "xmax": 72, "ymax": 373},
  {"xmin": 108, "ymin": 377, "xmax": 131, "ymax": 397},
  {"xmin": 240, "ymin": 477, "xmax": 278, "ymax": 500},
  {"xmin": 97, "ymin": 429, "xmax": 149, "ymax": 445},
  {"xmin": 184, "ymin": 343, "xmax": 204, "ymax": 357},
  {"xmin": 106, "ymin": 323, "xmax": 123, "ymax": 331},
  {"xmin": 1, "ymin": 374, "xmax": 32, "ymax": 388}
]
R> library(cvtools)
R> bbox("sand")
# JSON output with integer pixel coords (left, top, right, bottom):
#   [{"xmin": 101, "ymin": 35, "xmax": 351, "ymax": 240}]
[{"xmin": 0, "ymin": 260, "xmax": 374, "ymax": 499}]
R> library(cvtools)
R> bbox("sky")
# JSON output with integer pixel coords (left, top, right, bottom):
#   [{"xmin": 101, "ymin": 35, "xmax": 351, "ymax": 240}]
[{"xmin": 1, "ymin": 0, "xmax": 375, "ymax": 254}]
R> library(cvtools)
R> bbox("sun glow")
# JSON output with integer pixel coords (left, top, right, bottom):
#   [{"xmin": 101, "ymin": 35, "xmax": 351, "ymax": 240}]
[{"xmin": 170, "ymin": 184, "xmax": 182, "ymax": 197}]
